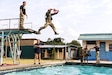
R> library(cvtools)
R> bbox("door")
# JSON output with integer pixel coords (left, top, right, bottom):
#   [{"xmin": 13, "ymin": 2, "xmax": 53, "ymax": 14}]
[{"xmin": 100, "ymin": 42, "xmax": 107, "ymax": 60}]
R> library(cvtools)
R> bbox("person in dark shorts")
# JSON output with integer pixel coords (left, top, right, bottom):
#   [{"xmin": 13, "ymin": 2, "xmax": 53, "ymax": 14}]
[
  {"xmin": 84, "ymin": 45, "xmax": 91, "ymax": 63},
  {"xmin": 34, "ymin": 39, "xmax": 41, "ymax": 64}
]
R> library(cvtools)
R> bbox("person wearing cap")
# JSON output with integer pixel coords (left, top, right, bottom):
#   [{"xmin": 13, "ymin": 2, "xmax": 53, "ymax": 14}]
[
  {"xmin": 37, "ymin": 8, "xmax": 59, "ymax": 35},
  {"xmin": 19, "ymin": 1, "xmax": 28, "ymax": 29}
]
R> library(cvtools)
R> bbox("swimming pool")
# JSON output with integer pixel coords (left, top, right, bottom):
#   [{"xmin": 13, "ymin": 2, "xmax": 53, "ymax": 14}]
[{"xmin": 4, "ymin": 65, "xmax": 112, "ymax": 75}]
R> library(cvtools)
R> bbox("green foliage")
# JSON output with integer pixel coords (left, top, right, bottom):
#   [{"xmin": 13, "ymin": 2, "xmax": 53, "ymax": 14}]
[
  {"xmin": 46, "ymin": 37, "xmax": 65, "ymax": 45},
  {"xmin": 68, "ymin": 40, "xmax": 81, "ymax": 47}
]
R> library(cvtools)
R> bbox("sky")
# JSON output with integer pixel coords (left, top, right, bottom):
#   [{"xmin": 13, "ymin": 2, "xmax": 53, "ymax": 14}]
[{"xmin": 1, "ymin": 0, "xmax": 112, "ymax": 43}]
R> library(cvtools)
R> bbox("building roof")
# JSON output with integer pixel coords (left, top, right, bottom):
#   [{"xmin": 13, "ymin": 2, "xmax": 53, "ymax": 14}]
[
  {"xmin": 40, "ymin": 45, "xmax": 77, "ymax": 48},
  {"xmin": 78, "ymin": 33, "xmax": 112, "ymax": 40}
]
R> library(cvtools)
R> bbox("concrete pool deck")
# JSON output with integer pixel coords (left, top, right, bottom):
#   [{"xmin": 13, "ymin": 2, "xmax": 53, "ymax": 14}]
[
  {"xmin": 67, "ymin": 60, "xmax": 112, "ymax": 64},
  {"xmin": 1, "ymin": 59, "xmax": 112, "ymax": 73},
  {"xmin": 0, "ymin": 61, "xmax": 65, "ymax": 71},
  {"xmin": 66, "ymin": 60, "xmax": 112, "ymax": 67}
]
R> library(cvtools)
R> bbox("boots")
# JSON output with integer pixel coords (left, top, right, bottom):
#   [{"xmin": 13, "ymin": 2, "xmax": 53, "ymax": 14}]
[{"xmin": 55, "ymin": 32, "xmax": 59, "ymax": 35}]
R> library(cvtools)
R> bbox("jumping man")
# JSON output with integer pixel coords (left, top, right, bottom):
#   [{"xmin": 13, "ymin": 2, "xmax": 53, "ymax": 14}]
[
  {"xmin": 37, "ymin": 8, "xmax": 59, "ymax": 35},
  {"xmin": 19, "ymin": 1, "xmax": 28, "ymax": 29}
]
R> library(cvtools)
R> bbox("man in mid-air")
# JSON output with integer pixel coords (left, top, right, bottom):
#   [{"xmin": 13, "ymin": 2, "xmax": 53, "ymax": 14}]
[{"xmin": 37, "ymin": 8, "xmax": 59, "ymax": 35}]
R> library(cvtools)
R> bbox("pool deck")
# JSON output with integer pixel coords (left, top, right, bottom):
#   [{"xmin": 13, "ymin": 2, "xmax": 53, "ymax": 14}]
[
  {"xmin": 66, "ymin": 60, "xmax": 112, "ymax": 67},
  {"xmin": 0, "ymin": 60, "xmax": 112, "ymax": 74},
  {"xmin": 68, "ymin": 60, "xmax": 112, "ymax": 64},
  {"xmin": 0, "ymin": 61, "xmax": 65, "ymax": 72}
]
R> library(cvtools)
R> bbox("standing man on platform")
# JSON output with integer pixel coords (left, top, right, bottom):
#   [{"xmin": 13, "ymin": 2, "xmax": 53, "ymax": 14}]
[
  {"xmin": 34, "ymin": 39, "xmax": 41, "ymax": 65},
  {"xmin": 37, "ymin": 8, "xmax": 59, "ymax": 35},
  {"xmin": 19, "ymin": 1, "xmax": 28, "ymax": 29}
]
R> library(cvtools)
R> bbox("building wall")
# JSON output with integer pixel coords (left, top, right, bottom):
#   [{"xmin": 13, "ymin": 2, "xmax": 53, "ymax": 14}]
[
  {"xmin": 105, "ymin": 40, "xmax": 112, "ymax": 51},
  {"xmin": 20, "ymin": 39, "xmax": 36, "ymax": 58},
  {"xmin": 20, "ymin": 39, "xmax": 36, "ymax": 46},
  {"xmin": 42, "ymin": 48, "xmax": 65, "ymax": 60},
  {"xmin": 82, "ymin": 40, "xmax": 100, "ymax": 50},
  {"xmin": 82, "ymin": 40, "xmax": 112, "ymax": 51},
  {"xmin": 82, "ymin": 40, "xmax": 112, "ymax": 60},
  {"xmin": 5, "ymin": 39, "xmax": 36, "ymax": 46},
  {"xmin": 21, "ymin": 46, "xmax": 34, "ymax": 59},
  {"xmin": 6, "ymin": 39, "xmax": 69, "ymax": 59}
]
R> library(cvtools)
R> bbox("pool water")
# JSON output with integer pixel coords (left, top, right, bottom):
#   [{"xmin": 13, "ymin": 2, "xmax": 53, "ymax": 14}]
[{"xmin": 4, "ymin": 65, "xmax": 112, "ymax": 75}]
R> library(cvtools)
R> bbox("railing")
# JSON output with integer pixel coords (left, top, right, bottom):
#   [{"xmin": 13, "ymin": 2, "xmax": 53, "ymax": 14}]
[
  {"xmin": 0, "ymin": 18, "xmax": 19, "ymax": 29},
  {"xmin": 14, "ymin": 22, "xmax": 33, "ymax": 29},
  {"xmin": 0, "ymin": 18, "xmax": 32, "ymax": 29}
]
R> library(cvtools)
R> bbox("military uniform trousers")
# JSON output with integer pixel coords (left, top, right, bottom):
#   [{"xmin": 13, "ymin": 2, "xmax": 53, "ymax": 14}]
[{"xmin": 19, "ymin": 14, "xmax": 24, "ymax": 29}]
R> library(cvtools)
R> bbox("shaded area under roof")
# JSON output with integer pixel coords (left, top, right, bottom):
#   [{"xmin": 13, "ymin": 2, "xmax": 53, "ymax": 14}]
[{"xmin": 78, "ymin": 33, "xmax": 112, "ymax": 40}]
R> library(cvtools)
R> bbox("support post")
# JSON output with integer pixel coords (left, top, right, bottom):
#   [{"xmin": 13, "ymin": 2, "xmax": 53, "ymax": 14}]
[
  {"xmin": 57, "ymin": 49, "xmax": 59, "ymax": 59},
  {"xmin": 0, "ymin": 31, "xmax": 4, "ymax": 65},
  {"xmin": 5, "ymin": 38, "xmax": 8, "ymax": 58},
  {"xmin": 13, "ymin": 35, "xmax": 18, "ymax": 64},
  {"xmin": 68, "ymin": 47, "xmax": 71, "ymax": 60},
  {"xmin": 64, "ymin": 45, "xmax": 67, "ymax": 60}
]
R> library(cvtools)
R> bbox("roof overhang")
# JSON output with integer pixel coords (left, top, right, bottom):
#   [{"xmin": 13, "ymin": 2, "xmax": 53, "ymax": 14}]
[
  {"xmin": 78, "ymin": 33, "xmax": 112, "ymax": 40},
  {"xmin": 40, "ymin": 45, "xmax": 77, "ymax": 48}
]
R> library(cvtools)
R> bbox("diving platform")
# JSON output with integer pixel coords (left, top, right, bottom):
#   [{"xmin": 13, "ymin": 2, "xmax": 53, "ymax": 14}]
[
  {"xmin": 0, "ymin": 28, "xmax": 37, "ymax": 35},
  {"xmin": 0, "ymin": 28, "xmax": 38, "ymax": 65}
]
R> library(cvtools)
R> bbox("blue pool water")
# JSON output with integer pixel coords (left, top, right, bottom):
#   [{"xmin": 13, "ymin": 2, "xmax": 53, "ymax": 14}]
[{"xmin": 4, "ymin": 65, "xmax": 112, "ymax": 75}]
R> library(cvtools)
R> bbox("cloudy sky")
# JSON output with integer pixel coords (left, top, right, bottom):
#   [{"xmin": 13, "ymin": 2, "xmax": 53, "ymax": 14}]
[{"xmin": 1, "ymin": 0, "xmax": 112, "ymax": 43}]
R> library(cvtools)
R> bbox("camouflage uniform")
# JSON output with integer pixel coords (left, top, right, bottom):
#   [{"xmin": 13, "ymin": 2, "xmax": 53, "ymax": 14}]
[
  {"xmin": 37, "ymin": 9, "xmax": 58, "ymax": 34},
  {"xmin": 80, "ymin": 48, "xmax": 84, "ymax": 63},
  {"xmin": 19, "ymin": 14, "xmax": 24, "ymax": 29},
  {"xmin": 94, "ymin": 45, "xmax": 100, "ymax": 64},
  {"xmin": 96, "ymin": 51, "xmax": 100, "ymax": 64}
]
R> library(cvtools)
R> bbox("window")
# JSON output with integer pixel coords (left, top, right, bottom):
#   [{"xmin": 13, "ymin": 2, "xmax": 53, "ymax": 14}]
[
  {"xmin": 109, "ymin": 44, "xmax": 112, "ymax": 51},
  {"xmin": 86, "ymin": 41, "xmax": 96, "ymax": 44}
]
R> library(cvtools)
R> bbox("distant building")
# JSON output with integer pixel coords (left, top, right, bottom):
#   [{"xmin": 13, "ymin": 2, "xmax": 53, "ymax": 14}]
[
  {"xmin": 7, "ymin": 38, "xmax": 77, "ymax": 60},
  {"xmin": 78, "ymin": 33, "xmax": 112, "ymax": 61}
]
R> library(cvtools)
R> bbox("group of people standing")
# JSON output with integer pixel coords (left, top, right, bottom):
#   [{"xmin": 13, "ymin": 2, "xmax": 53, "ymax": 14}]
[
  {"xmin": 80, "ymin": 44, "xmax": 100, "ymax": 64},
  {"xmin": 19, "ymin": 1, "xmax": 59, "ymax": 35},
  {"xmin": 34, "ymin": 40, "xmax": 100, "ymax": 65}
]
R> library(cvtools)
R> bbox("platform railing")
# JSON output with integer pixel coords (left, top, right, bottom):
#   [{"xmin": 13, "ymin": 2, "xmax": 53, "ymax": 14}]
[
  {"xmin": 0, "ymin": 18, "xmax": 19, "ymax": 29},
  {"xmin": 14, "ymin": 22, "xmax": 32, "ymax": 29},
  {"xmin": 0, "ymin": 18, "xmax": 32, "ymax": 29}
]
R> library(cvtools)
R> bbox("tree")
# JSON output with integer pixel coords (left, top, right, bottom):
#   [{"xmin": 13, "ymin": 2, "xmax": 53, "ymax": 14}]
[
  {"xmin": 68, "ymin": 40, "xmax": 81, "ymax": 47},
  {"xmin": 46, "ymin": 37, "xmax": 65, "ymax": 45},
  {"xmin": 46, "ymin": 38, "xmax": 52, "ymax": 44}
]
